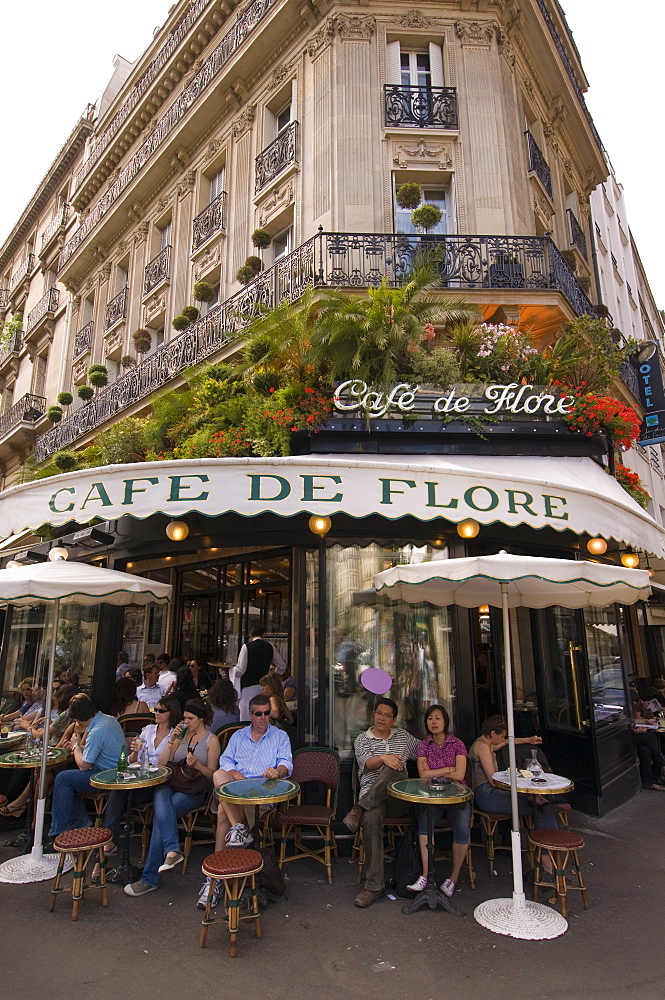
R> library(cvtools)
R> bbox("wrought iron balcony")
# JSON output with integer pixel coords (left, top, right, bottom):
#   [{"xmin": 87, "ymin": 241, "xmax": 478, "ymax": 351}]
[
  {"xmin": 619, "ymin": 359, "xmax": 640, "ymax": 399},
  {"xmin": 60, "ymin": 0, "xmax": 279, "ymax": 270},
  {"xmin": 525, "ymin": 131, "xmax": 553, "ymax": 199},
  {"xmin": 143, "ymin": 246, "xmax": 171, "ymax": 295},
  {"xmin": 192, "ymin": 192, "xmax": 227, "ymax": 253},
  {"xmin": 0, "ymin": 393, "xmax": 46, "ymax": 444},
  {"xmin": 35, "ymin": 231, "xmax": 596, "ymax": 463},
  {"xmin": 255, "ymin": 121, "xmax": 298, "ymax": 193},
  {"xmin": 383, "ymin": 85, "xmax": 458, "ymax": 129},
  {"xmin": 40, "ymin": 205, "xmax": 70, "ymax": 253},
  {"xmin": 9, "ymin": 254, "xmax": 35, "ymax": 293},
  {"xmin": 26, "ymin": 288, "xmax": 59, "ymax": 334},
  {"xmin": 104, "ymin": 287, "xmax": 127, "ymax": 331},
  {"xmin": 567, "ymin": 209, "xmax": 587, "ymax": 261},
  {"xmin": 73, "ymin": 320, "xmax": 93, "ymax": 360},
  {"xmin": 0, "ymin": 331, "xmax": 22, "ymax": 368}
]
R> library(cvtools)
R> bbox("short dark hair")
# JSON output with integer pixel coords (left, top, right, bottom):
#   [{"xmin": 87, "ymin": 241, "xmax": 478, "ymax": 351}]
[
  {"xmin": 157, "ymin": 653, "xmax": 170, "ymax": 666},
  {"xmin": 68, "ymin": 693, "xmax": 96, "ymax": 722},
  {"xmin": 183, "ymin": 697, "xmax": 213, "ymax": 727},
  {"xmin": 56, "ymin": 684, "xmax": 77, "ymax": 713},
  {"xmin": 142, "ymin": 653, "xmax": 156, "ymax": 664},
  {"xmin": 480, "ymin": 714, "xmax": 507, "ymax": 737},
  {"xmin": 248, "ymin": 693, "xmax": 271, "ymax": 713},
  {"xmin": 374, "ymin": 697, "xmax": 398, "ymax": 719},
  {"xmin": 250, "ymin": 626, "xmax": 265, "ymax": 638},
  {"xmin": 424, "ymin": 704, "xmax": 449, "ymax": 734},
  {"xmin": 157, "ymin": 695, "xmax": 182, "ymax": 727}
]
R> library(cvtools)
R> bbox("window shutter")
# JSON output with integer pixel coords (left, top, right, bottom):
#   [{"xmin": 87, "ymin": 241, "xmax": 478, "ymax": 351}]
[
  {"xmin": 429, "ymin": 43, "xmax": 444, "ymax": 87},
  {"xmin": 387, "ymin": 41, "xmax": 401, "ymax": 84}
]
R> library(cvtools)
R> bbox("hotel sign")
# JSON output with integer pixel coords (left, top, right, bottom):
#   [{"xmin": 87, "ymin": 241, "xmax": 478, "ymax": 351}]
[{"xmin": 635, "ymin": 356, "xmax": 665, "ymax": 447}]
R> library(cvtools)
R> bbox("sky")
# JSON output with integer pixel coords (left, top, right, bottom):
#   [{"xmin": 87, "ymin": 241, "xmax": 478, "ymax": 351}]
[{"xmin": 0, "ymin": 1, "xmax": 663, "ymax": 304}]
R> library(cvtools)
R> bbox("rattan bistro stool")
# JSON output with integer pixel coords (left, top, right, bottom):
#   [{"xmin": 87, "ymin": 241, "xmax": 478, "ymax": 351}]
[
  {"xmin": 48, "ymin": 826, "xmax": 113, "ymax": 920},
  {"xmin": 199, "ymin": 848, "xmax": 263, "ymax": 957},
  {"xmin": 529, "ymin": 828, "xmax": 589, "ymax": 918}
]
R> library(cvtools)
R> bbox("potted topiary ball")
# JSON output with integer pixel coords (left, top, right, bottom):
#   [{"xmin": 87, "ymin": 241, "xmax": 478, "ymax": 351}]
[
  {"xmin": 172, "ymin": 314, "xmax": 190, "ymax": 331},
  {"xmin": 77, "ymin": 384, "xmax": 94, "ymax": 402},
  {"xmin": 57, "ymin": 391, "xmax": 73, "ymax": 406},
  {"xmin": 236, "ymin": 265, "xmax": 256, "ymax": 285},
  {"xmin": 121, "ymin": 354, "xmax": 136, "ymax": 368},
  {"xmin": 88, "ymin": 365, "xmax": 108, "ymax": 388},
  {"xmin": 133, "ymin": 328, "xmax": 152, "ymax": 354},
  {"xmin": 561, "ymin": 249, "xmax": 577, "ymax": 272},
  {"xmin": 47, "ymin": 405, "xmax": 63, "ymax": 423},
  {"xmin": 411, "ymin": 204, "xmax": 442, "ymax": 234},
  {"xmin": 245, "ymin": 256, "xmax": 263, "ymax": 275},
  {"xmin": 53, "ymin": 452, "xmax": 78, "ymax": 472},
  {"xmin": 193, "ymin": 280, "xmax": 216, "ymax": 303},
  {"xmin": 251, "ymin": 228, "xmax": 271, "ymax": 249},
  {"xmin": 181, "ymin": 306, "xmax": 200, "ymax": 323},
  {"xmin": 396, "ymin": 182, "xmax": 422, "ymax": 210}
]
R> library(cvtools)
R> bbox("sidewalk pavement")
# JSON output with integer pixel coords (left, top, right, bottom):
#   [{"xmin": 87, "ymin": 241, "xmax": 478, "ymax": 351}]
[{"xmin": 0, "ymin": 789, "xmax": 662, "ymax": 999}]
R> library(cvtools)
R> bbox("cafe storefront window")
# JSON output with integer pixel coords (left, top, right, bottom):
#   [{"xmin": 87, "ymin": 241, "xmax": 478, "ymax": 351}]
[{"xmin": 2, "ymin": 602, "xmax": 99, "ymax": 695}]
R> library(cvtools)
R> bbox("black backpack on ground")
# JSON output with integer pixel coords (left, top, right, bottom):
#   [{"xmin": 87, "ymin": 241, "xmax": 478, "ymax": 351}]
[
  {"xmin": 257, "ymin": 844, "xmax": 287, "ymax": 901},
  {"xmin": 390, "ymin": 827, "xmax": 421, "ymax": 898}
]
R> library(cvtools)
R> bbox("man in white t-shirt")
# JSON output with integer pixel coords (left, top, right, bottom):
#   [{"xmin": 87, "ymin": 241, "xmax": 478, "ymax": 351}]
[
  {"xmin": 156, "ymin": 653, "xmax": 177, "ymax": 695},
  {"xmin": 136, "ymin": 663, "xmax": 162, "ymax": 709}
]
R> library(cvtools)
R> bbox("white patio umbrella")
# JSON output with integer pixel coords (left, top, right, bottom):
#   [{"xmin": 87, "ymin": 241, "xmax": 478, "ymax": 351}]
[
  {"xmin": 0, "ymin": 552, "xmax": 172, "ymax": 884},
  {"xmin": 373, "ymin": 550, "xmax": 650, "ymax": 940}
]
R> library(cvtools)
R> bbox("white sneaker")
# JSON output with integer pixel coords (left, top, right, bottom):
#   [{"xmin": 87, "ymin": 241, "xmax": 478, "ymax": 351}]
[
  {"xmin": 197, "ymin": 877, "xmax": 221, "ymax": 910},
  {"xmin": 225, "ymin": 823, "xmax": 253, "ymax": 848},
  {"xmin": 406, "ymin": 875, "xmax": 427, "ymax": 892},
  {"xmin": 440, "ymin": 878, "xmax": 456, "ymax": 897}
]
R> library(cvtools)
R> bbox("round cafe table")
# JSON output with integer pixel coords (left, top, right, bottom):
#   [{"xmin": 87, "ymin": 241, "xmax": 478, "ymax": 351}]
[
  {"xmin": 492, "ymin": 770, "xmax": 573, "ymax": 797},
  {"xmin": 388, "ymin": 778, "xmax": 473, "ymax": 916},
  {"xmin": 0, "ymin": 747, "xmax": 70, "ymax": 853},
  {"xmin": 216, "ymin": 778, "xmax": 299, "ymax": 842},
  {"xmin": 90, "ymin": 765, "xmax": 171, "ymax": 884}
]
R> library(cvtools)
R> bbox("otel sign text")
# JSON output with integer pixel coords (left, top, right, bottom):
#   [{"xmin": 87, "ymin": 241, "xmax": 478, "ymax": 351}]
[{"xmin": 332, "ymin": 380, "xmax": 576, "ymax": 419}]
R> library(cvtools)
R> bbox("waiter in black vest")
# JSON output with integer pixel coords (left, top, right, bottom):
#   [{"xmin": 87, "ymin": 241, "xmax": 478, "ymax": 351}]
[{"xmin": 235, "ymin": 625, "xmax": 288, "ymax": 721}]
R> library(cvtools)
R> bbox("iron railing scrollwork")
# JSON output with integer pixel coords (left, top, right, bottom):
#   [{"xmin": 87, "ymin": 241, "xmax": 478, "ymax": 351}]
[
  {"xmin": 104, "ymin": 287, "xmax": 127, "ymax": 330},
  {"xmin": 192, "ymin": 192, "xmax": 227, "ymax": 252},
  {"xmin": 619, "ymin": 359, "xmax": 640, "ymax": 399},
  {"xmin": 525, "ymin": 130, "xmax": 553, "ymax": 199},
  {"xmin": 73, "ymin": 320, "xmax": 93, "ymax": 360},
  {"xmin": 0, "ymin": 393, "xmax": 46, "ymax": 442},
  {"xmin": 383, "ymin": 85, "xmax": 458, "ymax": 129},
  {"xmin": 0, "ymin": 289, "xmax": 9, "ymax": 310},
  {"xmin": 567, "ymin": 209, "xmax": 587, "ymax": 261},
  {"xmin": 0, "ymin": 331, "xmax": 22, "ymax": 368},
  {"xmin": 255, "ymin": 121, "xmax": 298, "ymax": 193},
  {"xmin": 26, "ymin": 288, "xmax": 60, "ymax": 334},
  {"xmin": 143, "ymin": 246, "xmax": 171, "ymax": 295},
  {"xmin": 61, "ymin": 0, "xmax": 279, "ymax": 269},
  {"xmin": 9, "ymin": 254, "xmax": 35, "ymax": 293},
  {"xmin": 40, "ymin": 205, "xmax": 70, "ymax": 252}
]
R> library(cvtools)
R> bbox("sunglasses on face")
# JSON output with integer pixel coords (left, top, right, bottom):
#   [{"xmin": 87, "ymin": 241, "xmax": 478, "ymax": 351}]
[
  {"xmin": 154, "ymin": 707, "xmax": 168, "ymax": 713},
  {"xmin": 251, "ymin": 710, "xmax": 271, "ymax": 717}
]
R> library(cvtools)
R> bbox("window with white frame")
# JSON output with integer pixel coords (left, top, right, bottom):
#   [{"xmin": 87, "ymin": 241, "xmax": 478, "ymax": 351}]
[
  {"xmin": 394, "ymin": 185, "xmax": 447, "ymax": 236},
  {"xmin": 387, "ymin": 42, "xmax": 444, "ymax": 87},
  {"xmin": 210, "ymin": 168, "xmax": 225, "ymax": 203},
  {"xmin": 33, "ymin": 354, "xmax": 47, "ymax": 398},
  {"xmin": 159, "ymin": 221, "xmax": 172, "ymax": 251},
  {"xmin": 272, "ymin": 229, "xmax": 291, "ymax": 264}
]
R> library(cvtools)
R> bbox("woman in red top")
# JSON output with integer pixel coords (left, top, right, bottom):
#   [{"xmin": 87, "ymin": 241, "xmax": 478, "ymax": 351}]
[{"xmin": 407, "ymin": 704, "xmax": 470, "ymax": 898}]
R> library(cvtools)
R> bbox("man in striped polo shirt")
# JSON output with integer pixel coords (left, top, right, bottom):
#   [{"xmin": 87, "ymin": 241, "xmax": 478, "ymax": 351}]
[{"xmin": 344, "ymin": 697, "xmax": 420, "ymax": 907}]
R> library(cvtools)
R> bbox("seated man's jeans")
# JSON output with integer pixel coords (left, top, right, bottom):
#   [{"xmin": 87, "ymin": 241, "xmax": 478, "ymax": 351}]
[
  {"xmin": 474, "ymin": 782, "xmax": 558, "ymax": 829},
  {"xmin": 141, "ymin": 785, "xmax": 207, "ymax": 887},
  {"xmin": 358, "ymin": 764, "xmax": 408, "ymax": 892},
  {"xmin": 49, "ymin": 768, "xmax": 102, "ymax": 836}
]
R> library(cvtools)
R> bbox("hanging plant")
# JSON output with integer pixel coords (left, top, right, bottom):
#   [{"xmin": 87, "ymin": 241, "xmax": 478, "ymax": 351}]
[
  {"xmin": 193, "ymin": 280, "xmax": 216, "ymax": 303},
  {"xmin": 88, "ymin": 366, "xmax": 108, "ymax": 388},
  {"xmin": 567, "ymin": 393, "xmax": 641, "ymax": 450},
  {"xmin": 132, "ymin": 328, "xmax": 152, "ymax": 354},
  {"xmin": 181, "ymin": 305, "xmax": 200, "ymax": 323},
  {"xmin": 77, "ymin": 384, "xmax": 94, "ymax": 402},
  {"xmin": 395, "ymin": 182, "xmax": 422, "ymax": 210},
  {"xmin": 614, "ymin": 463, "xmax": 651, "ymax": 509},
  {"xmin": 251, "ymin": 228, "xmax": 271, "ymax": 249},
  {"xmin": 47, "ymin": 405, "xmax": 63, "ymax": 423},
  {"xmin": 121, "ymin": 355, "xmax": 136, "ymax": 368},
  {"xmin": 53, "ymin": 451, "xmax": 78, "ymax": 472},
  {"xmin": 411, "ymin": 204, "xmax": 442, "ymax": 233},
  {"xmin": 172, "ymin": 314, "xmax": 190, "ymax": 331},
  {"xmin": 57, "ymin": 391, "xmax": 73, "ymax": 406}
]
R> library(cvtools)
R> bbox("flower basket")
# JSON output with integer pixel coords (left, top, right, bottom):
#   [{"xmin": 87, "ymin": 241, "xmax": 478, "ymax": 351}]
[{"xmin": 567, "ymin": 393, "xmax": 641, "ymax": 450}]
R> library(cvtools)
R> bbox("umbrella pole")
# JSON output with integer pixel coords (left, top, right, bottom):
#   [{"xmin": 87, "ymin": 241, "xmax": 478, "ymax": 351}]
[
  {"xmin": 501, "ymin": 586, "xmax": 525, "ymax": 908},
  {"xmin": 31, "ymin": 597, "xmax": 60, "ymax": 861}
]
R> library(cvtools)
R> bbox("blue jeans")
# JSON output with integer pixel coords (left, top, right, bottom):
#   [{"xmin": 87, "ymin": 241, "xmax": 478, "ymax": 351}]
[
  {"xmin": 141, "ymin": 785, "xmax": 206, "ymax": 887},
  {"xmin": 104, "ymin": 787, "xmax": 155, "ymax": 848},
  {"xmin": 474, "ymin": 783, "xmax": 558, "ymax": 829},
  {"xmin": 417, "ymin": 801, "xmax": 471, "ymax": 844},
  {"xmin": 49, "ymin": 768, "xmax": 102, "ymax": 836}
]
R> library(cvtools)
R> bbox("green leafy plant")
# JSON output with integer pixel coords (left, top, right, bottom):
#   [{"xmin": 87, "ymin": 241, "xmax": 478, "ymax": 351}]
[
  {"xmin": 561, "ymin": 249, "xmax": 577, "ymax": 272},
  {"xmin": 88, "ymin": 366, "xmax": 108, "ymax": 388},
  {"xmin": 236, "ymin": 265, "xmax": 256, "ymax": 285},
  {"xmin": 181, "ymin": 306, "xmax": 200, "ymax": 323},
  {"xmin": 87, "ymin": 365, "xmax": 107, "ymax": 375},
  {"xmin": 410, "ymin": 347, "xmax": 461, "ymax": 387},
  {"xmin": 578, "ymin": 274, "xmax": 591, "ymax": 294},
  {"xmin": 172, "ymin": 314, "xmax": 190, "ymax": 331},
  {"xmin": 395, "ymin": 182, "xmax": 422, "ymax": 210},
  {"xmin": 0, "ymin": 312, "xmax": 22, "ymax": 348},
  {"xmin": 77, "ymin": 384, "xmax": 94, "ymax": 402},
  {"xmin": 193, "ymin": 280, "xmax": 216, "ymax": 303},
  {"xmin": 53, "ymin": 451, "xmax": 78, "ymax": 472},
  {"xmin": 246, "ymin": 256, "xmax": 263, "ymax": 274},
  {"xmin": 411, "ymin": 204, "xmax": 442, "ymax": 233},
  {"xmin": 121, "ymin": 355, "xmax": 136, "ymax": 368},
  {"xmin": 614, "ymin": 463, "xmax": 650, "ymax": 508},
  {"xmin": 57, "ymin": 391, "xmax": 73, "ymax": 406},
  {"xmin": 47, "ymin": 406, "xmax": 63, "ymax": 423},
  {"xmin": 252, "ymin": 370, "xmax": 282, "ymax": 395},
  {"xmin": 132, "ymin": 329, "xmax": 152, "ymax": 354},
  {"xmin": 251, "ymin": 228, "xmax": 271, "ymax": 249}
]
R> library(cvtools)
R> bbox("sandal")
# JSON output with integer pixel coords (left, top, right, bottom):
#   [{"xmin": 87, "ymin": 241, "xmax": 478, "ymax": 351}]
[{"xmin": 0, "ymin": 802, "xmax": 27, "ymax": 818}]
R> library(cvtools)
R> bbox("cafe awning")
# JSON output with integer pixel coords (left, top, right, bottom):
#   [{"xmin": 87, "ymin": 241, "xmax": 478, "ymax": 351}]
[{"xmin": 0, "ymin": 454, "xmax": 663, "ymax": 557}]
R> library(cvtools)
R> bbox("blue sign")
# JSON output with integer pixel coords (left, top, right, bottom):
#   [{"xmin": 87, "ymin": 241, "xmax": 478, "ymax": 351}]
[{"xmin": 636, "ymin": 355, "xmax": 665, "ymax": 446}]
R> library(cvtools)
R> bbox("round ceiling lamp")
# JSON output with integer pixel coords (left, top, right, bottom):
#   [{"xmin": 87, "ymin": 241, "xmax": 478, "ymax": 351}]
[
  {"xmin": 478, "ymin": 605, "xmax": 490, "ymax": 615},
  {"xmin": 165, "ymin": 520, "xmax": 189, "ymax": 542},
  {"xmin": 586, "ymin": 537, "xmax": 607, "ymax": 556},
  {"xmin": 457, "ymin": 519, "xmax": 480, "ymax": 539},
  {"xmin": 48, "ymin": 546, "xmax": 69, "ymax": 562},
  {"xmin": 308, "ymin": 515, "xmax": 332, "ymax": 537},
  {"xmin": 620, "ymin": 551, "xmax": 640, "ymax": 569},
  {"xmin": 430, "ymin": 537, "xmax": 447, "ymax": 549}
]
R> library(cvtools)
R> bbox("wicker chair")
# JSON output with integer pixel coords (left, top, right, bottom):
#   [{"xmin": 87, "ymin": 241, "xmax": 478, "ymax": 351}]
[
  {"xmin": 216, "ymin": 722, "xmax": 249, "ymax": 753},
  {"xmin": 179, "ymin": 788, "xmax": 216, "ymax": 872},
  {"xmin": 350, "ymin": 763, "xmax": 414, "ymax": 883},
  {"xmin": 275, "ymin": 747, "xmax": 340, "ymax": 883},
  {"xmin": 117, "ymin": 713, "xmax": 155, "ymax": 737}
]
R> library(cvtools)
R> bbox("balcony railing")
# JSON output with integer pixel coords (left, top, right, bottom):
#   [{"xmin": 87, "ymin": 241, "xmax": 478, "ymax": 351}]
[
  {"xmin": 255, "ymin": 121, "xmax": 298, "ymax": 193},
  {"xmin": 73, "ymin": 320, "xmax": 93, "ymax": 360},
  {"xmin": 0, "ymin": 393, "xmax": 46, "ymax": 442},
  {"xmin": 567, "ymin": 209, "xmax": 587, "ymax": 261},
  {"xmin": 35, "ymin": 231, "xmax": 596, "ymax": 462},
  {"xmin": 192, "ymin": 192, "xmax": 227, "ymax": 253},
  {"xmin": 0, "ymin": 331, "xmax": 22, "ymax": 367},
  {"xmin": 0, "ymin": 289, "xmax": 9, "ymax": 311},
  {"xmin": 40, "ymin": 205, "xmax": 70, "ymax": 253},
  {"xmin": 143, "ymin": 246, "xmax": 171, "ymax": 295},
  {"xmin": 104, "ymin": 287, "xmax": 127, "ymax": 330},
  {"xmin": 525, "ymin": 131, "xmax": 553, "ymax": 199},
  {"xmin": 26, "ymin": 288, "xmax": 59, "ymax": 334},
  {"xmin": 9, "ymin": 254, "xmax": 35, "ymax": 293},
  {"xmin": 620, "ymin": 359, "xmax": 640, "ymax": 399},
  {"xmin": 383, "ymin": 85, "xmax": 458, "ymax": 129},
  {"xmin": 60, "ymin": 0, "xmax": 279, "ymax": 270}
]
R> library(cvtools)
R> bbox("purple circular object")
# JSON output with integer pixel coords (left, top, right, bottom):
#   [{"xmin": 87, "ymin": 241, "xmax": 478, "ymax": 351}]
[{"xmin": 360, "ymin": 668, "xmax": 392, "ymax": 695}]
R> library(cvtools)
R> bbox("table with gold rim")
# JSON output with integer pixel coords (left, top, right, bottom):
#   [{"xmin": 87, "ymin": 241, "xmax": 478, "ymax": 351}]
[
  {"xmin": 0, "ymin": 731, "xmax": 27, "ymax": 750},
  {"xmin": 216, "ymin": 778, "xmax": 299, "ymax": 841},
  {"xmin": 492, "ymin": 771, "xmax": 573, "ymax": 796},
  {"xmin": 90, "ymin": 765, "xmax": 172, "ymax": 884},
  {"xmin": 388, "ymin": 778, "xmax": 473, "ymax": 917},
  {"xmin": 0, "ymin": 748, "xmax": 71, "ymax": 854}
]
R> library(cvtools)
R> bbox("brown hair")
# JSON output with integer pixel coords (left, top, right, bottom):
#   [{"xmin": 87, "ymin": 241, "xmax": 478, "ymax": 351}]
[
  {"xmin": 208, "ymin": 678, "xmax": 238, "ymax": 714},
  {"xmin": 183, "ymin": 697, "xmax": 213, "ymax": 727},
  {"xmin": 260, "ymin": 674, "xmax": 288, "ymax": 719},
  {"xmin": 110, "ymin": 676, "xmax": 139, "ymax": 717},
  {"xmin": 480, "ymin": 714, "xmax": 507, "ymax": 737},
  {"xmin": 68, "ymin": 693, "xmax": 96, "ymax": 722}
]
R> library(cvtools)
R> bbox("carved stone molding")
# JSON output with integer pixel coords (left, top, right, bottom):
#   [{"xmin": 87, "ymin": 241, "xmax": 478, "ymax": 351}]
[
  {"xmin": 117, "ymin": 240, "xmax": 128, "ymax": 255},
  {"xmin": 206, "ymin": 138, "xmax": 224, "ymax": 161},
  {"xmin": 104, "ymin": 326, "xmax": 123, "ymax": 360},
  {"xmin": 307, "ymin": 19, "xmax": 334, "ymax": 59},
  {"xmin": 97, "ymin": 263, "xmax": 112, "ymax": 285},
  {"xmin": 72, "ymin": 357, "xmax": 88, "ymax": 384},
  {"xmin": 232, "ymin": 104, "xmax": 256, "ymax": 140},
  {"xmin": 389, "ymin": 10, "xmax": 439, "ymax": 28},
  {"xmin": 392, "ymin": 138, "xmax": 455, "ymax": 171},
  {"xmin": 133, "ymin": 221, "xmax": 150, "ymax": 247},
  {"xmin": 333, "ymin": 13, "xmax": 375, "ymax": 41},
  {"xmin": 193, "ymin": 244, "xmax": 222, "ymax": 282},
  {"xmin": 455, "ymin": 20, "xmax": 495, "ymax": 46},
  {"xmin": 257, "ymin": 181, "xmax": 294, "ymax": 227},
  {"xmin": 144, "ymin": 292, "xmax": 166, "ymax": 325},
  {"xmin": 495, "ymin": 26, "xmax": 515, "ymax": 66},
  {"xmin": 72, "ymin": 294, "xmax": 81, "ymax": 312},
  {"xmin": 269, "ymin": 62, "xmax": 292, "ymax": 91},
  {"xmin": 177, "ymin": 170, "xmax": 197, "ymax": 200},
  {"xmin": 157, "ymin": 195, "xmax": 170, "ymax": 214}
]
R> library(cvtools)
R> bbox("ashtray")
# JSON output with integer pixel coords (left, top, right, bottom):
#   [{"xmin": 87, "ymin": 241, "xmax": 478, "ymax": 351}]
[
  {"xmin": 530, "ymin": 777, "xmax": 547, "ymax": 784},
  {"xmin": 429, "ymin": 777, "xmax": 451, "ymax": 791}
]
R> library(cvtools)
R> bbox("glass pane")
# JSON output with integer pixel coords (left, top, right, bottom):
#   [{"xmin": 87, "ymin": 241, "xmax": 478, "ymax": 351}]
[
  {"xmin": 223, "ymin": 563, "xmax": 243, "ymax": 587},
  {"xmin": 181, "ymin": 596, "xmax": 217, "ymax": 662},
  {"xmin": 543, "ymin": 607, "xmax": 585, "ymax": 732},
  {"xmin": 304, "ymin": 549, "xmax": 320, "ymax": 745},
  {"xmin": 220, "ymin": 590, "xmax": 244, "ymax": 665},
  {"xmin": 181, "ymin": 565, "xmax": 219, "ymax": 592},
  {"xmin": 415, "ymin": 53, "xmax": 431, "ymax": 87},
  {"xmin": 584, "ymin": 605, "xmax": 627, "ymax": 724}
]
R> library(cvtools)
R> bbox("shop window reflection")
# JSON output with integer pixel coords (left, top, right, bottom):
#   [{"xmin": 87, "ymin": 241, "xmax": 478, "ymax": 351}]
[{"xmin": 584, "ymin": 605, "xmax": 627, "ymax": 724}]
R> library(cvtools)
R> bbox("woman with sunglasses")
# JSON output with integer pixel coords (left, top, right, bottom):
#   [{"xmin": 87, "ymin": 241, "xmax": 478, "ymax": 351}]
[{"xmin": 125, "ymin": 698, "xmax": 220, "ymax": 896}]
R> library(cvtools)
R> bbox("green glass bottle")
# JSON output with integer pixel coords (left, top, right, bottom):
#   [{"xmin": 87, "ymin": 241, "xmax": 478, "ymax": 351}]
[{"xmin": 117, "ymin": 744, "xmax": 128, "ymax": 775}]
